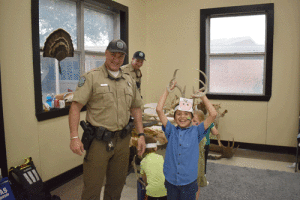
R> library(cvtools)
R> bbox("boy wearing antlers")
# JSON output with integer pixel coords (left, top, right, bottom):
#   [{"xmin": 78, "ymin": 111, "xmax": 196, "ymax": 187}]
[{"xmin": 156, "ymin": 80, "xmax": 217, "ymax": 200}]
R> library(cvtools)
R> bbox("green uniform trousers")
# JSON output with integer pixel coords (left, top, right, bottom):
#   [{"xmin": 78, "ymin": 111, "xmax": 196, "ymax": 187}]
[{"xmin": 81, "ymin": 133, "xmax": 131, "ymax": 200}]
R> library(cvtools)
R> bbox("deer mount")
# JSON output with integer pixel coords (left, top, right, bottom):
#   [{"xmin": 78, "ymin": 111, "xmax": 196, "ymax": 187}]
[{"xmin": 209, "ymin": 135, "xmax": 239, "ymax": 160}]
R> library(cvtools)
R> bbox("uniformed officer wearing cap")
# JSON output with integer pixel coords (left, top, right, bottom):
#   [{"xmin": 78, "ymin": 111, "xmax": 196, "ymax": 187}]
[
  {"xmin": 69, "ymin": 39, "xmax": 146, "ymax": 200},
  {"xmin": 121, "ymin": 51, "xmax": 146, "ymax": 95}
]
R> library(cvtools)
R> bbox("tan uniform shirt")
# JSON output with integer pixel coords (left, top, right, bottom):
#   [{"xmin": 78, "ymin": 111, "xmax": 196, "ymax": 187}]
[
  {"xmin": 72, "ymin": 64, "xmax": 143, "ymax": 131},
  {"xmin": 121, "ymin": 63, "xmax": 142, "ymax": 93}
]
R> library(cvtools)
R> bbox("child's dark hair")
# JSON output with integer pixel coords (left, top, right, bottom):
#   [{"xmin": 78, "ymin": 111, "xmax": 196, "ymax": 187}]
[{"xmin": 143, "ymin": 135, "xmax": 157, "ymax": 156}]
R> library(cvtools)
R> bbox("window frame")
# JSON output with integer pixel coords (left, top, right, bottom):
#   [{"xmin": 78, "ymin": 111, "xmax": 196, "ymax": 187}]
[
  {"xmin": 32, "ymin": 0, "xmax": 129, "ymax": 121},
  {"xmin": 200, "ymin": 3, "xmax": 274, "ymax": 101}
]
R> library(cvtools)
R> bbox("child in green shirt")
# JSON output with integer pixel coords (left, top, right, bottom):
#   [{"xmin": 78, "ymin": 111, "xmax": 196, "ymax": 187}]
[{"xmin": 140, "ymin": 135, "xmax": 167, "ymax": 200}]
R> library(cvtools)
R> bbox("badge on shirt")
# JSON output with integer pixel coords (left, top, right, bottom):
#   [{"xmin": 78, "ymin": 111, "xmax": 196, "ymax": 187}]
[{"xmin": 78, "ymin": 77, "xmax": 86, "ymax": 87}]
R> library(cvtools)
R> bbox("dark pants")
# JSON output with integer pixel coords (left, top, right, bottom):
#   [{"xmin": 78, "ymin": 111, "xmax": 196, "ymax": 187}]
[
  {"xmin": 164, "ymin": 179, "xmax": 198, "ymax": 200},
  {"xmin": 128, "ymin": 146, "xmax": 137, "ymax": 173},
  {"xmin": 204, "ymin": 145, "xmax": 209, "ymax": 174},
  {"xmin": 81, "ymin": 133, "xmax": 131, "ymax": 200},
  {"xmin": 147, "ymin": 195, "xmax": 168, "ymax": 200}
]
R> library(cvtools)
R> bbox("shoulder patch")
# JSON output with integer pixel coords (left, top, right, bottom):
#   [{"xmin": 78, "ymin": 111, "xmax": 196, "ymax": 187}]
[{"xmin": 78, "ymin": 77, "xmax": 86, "ymax": 87}]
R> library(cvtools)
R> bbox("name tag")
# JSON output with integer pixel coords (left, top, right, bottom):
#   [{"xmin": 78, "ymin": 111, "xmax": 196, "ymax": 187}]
[{"xmin": 101, "ymin": 84, "xmax": 108, "ymax": 87}]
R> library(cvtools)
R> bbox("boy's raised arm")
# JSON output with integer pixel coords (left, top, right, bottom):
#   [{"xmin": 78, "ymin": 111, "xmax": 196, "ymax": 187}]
[
  {"xmin": 211, "ymin": 127, "xmax": 219, "ymax": 135},
  {"xmin": 156, "ymin": 81, "xmax": 177, "ymax": 128},
  {"xmin": 156, "ymin": 88, "xmax": 169, "ymax": 128},
  {"xmin": 200, "ymin": 95, "xmax": 217, "ymax": 130}
]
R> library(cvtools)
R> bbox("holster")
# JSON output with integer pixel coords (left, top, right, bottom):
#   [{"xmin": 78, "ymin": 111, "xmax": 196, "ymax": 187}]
[{"xmin": 80, "ymin": 121, "xmax": 95, "ymax": 151}]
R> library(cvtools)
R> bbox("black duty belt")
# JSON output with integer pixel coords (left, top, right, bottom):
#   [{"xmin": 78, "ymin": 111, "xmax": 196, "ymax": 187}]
[
  {"xmin": 85, "ymin": 120, "xmax": 134, "ymax": 152},
  {"xmin": 87, "ymin": 121, "xmax": 133, "ymax": 141}
]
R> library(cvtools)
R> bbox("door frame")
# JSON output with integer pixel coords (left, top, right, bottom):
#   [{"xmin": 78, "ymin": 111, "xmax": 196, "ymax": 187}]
[{"xmin": 0, "ymin": 69, "xmax": 8, "ymax": 178}]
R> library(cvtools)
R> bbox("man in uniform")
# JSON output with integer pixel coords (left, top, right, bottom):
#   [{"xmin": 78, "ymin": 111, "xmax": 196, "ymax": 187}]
[
  {"xmin": 121, "ymin": 51, "xmax": 146, "ymax": 173},
  {"xmin": 69, "ymin": 39, "xmax": 146, "ymax": 200},
  {"xmin": 121, "ymin": 51, "xmax": 146, "ymax": 95}
]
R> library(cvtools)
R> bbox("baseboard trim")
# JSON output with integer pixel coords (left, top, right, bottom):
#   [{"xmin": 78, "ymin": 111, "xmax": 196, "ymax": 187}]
[
  {"xmin": 45, "ymin": 164, "xmax": 83, "ymax": 192},
  {"xmin": 210, "ymin": 139, "xmax": 296, "ymax": 155}
]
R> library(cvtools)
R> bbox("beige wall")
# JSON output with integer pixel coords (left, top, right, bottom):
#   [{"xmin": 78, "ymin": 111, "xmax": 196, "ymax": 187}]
[
  {"xmin": 0, "ymin": 0, "xmax": 146, "ymax": 181},
  {"xmin": 0, "ymin": 0, "xmax": 299, "ymax": 181},
  {"xmin": 143, "ymin": 0, "xmax": 300, "ymax": 146}
]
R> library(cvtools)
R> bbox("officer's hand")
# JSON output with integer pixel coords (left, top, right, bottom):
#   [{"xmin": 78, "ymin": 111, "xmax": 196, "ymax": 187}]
[
  {"xmin": 70, "ymin": 138, "xmax": 84, "ymax": 156},
  {"xmin": 137, "ymin": 136, "xmax": 146, "ymax": 156}
]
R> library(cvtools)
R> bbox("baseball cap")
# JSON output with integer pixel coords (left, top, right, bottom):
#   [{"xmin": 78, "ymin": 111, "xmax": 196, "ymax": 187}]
[
  {"xmin": 133, "ymin": 51, "xmax": 146, "ymax": 60},
  {"xmin": 106, "ymin": 39, "xmax": 127, "ymax": 54}
]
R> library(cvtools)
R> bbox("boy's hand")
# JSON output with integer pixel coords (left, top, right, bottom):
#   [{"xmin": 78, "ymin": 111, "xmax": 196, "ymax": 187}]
[
  {"xmin": 167, "ymin": 80, "xmax": 177, "ymax": 93},
  {"xmin": 191, "ymin": 88, "xmax": 206, "ymax": 98},
  {"xmin": 169, "ymin": 80, "xmax": 177, "ymax": 91}
]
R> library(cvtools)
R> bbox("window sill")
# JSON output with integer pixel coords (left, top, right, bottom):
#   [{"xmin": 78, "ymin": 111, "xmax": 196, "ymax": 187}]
[
  {"xmin": 36, "ymin": 106, "xmax": 86, "ymax": 121},
  {"xmin": 206, "ymin": 94, "xmax": 271, "ymax": 101}
]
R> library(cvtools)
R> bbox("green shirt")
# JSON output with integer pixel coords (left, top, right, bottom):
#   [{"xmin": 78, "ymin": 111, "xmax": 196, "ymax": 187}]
[
  {"xmin": 205, "ymin": 123, "xmax": 215, "ymax": 145},
  {"xmin": 140, "ymin": 153, "xmax": 167, "ymax": 197}
]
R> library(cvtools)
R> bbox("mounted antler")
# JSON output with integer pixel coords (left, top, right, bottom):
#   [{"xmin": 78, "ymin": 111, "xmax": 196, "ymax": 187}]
[
  {"xmin": 209, "ymin": 135, "xmax": 240, "ymax": 160},
  {"xmin": 192, "ymin": 69, "xmax": 208, "ymax": 98},
  {"xmin": 167, "ymin": 69, "xmax": 186, "ymax": 97}
]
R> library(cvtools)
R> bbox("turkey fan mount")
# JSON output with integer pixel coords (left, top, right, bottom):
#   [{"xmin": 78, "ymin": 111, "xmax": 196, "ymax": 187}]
[{"xmin": 43, "ymin": 29, "xmax": 74, "ymax": 74}]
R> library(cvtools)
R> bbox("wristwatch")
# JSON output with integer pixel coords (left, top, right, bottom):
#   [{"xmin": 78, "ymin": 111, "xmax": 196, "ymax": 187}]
[{"xmin": 138, "ymin": 133, "xmax": 145, "ymax": 137}]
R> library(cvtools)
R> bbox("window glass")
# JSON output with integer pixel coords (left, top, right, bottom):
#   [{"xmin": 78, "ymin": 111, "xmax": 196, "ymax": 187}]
[
  {"xmin": 39, "ymin": 0, "xmax": 77, "ymax": 49},
  {"xmin": 39, "ymin": 0, "xmax": 117, "ymax": 105},
  {"xmin": 200, "ymin": 4, "xmax": 274, "ymax": 101},
  {"xmin": 84, "ymin": 7, "xmax": 115, "ymax": 52},
  {"xmin": 34, "ymin": 0, "xmax": 128, "ymax": 120},
  {"xmin": 210, "ymin": 15, "xmax": 265, "ymax": 54},
  {"xmin": 85, "ymin": 54, "xmax": 106, "ymax": 71},
  {"xmin": 40, "ymin": 53, "xmax": 80, "ymax": 102},
  {"xmin": 208, "ymin": 56, "xmax": 264, "ymax": 95}
]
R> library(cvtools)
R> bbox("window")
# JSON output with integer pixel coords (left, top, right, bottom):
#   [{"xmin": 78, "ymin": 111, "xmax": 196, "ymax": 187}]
[
  {"xmin": 32, "ymin": 0, "xmax": 128, "ymax": 121},
  {"xmin": 200, "ymin": 4, "xmax": 274, "ymax": 101}
]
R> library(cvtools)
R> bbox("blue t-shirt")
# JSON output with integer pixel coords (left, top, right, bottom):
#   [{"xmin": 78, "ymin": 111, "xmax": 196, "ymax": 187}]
[{"xmin": 162, "ymin": 121, "xmax": 207, "ymax": 186}]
